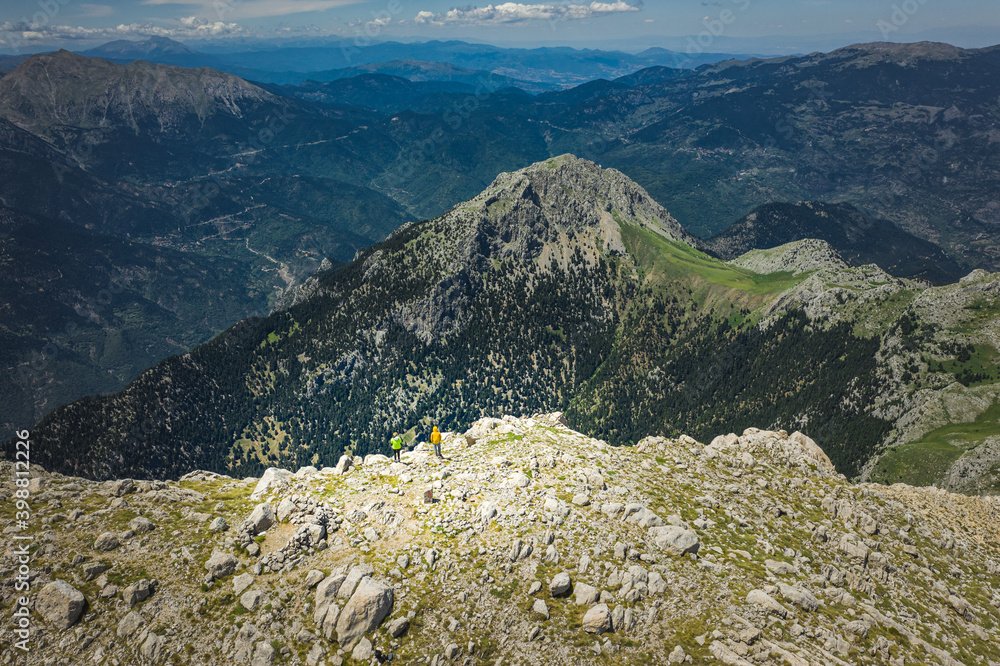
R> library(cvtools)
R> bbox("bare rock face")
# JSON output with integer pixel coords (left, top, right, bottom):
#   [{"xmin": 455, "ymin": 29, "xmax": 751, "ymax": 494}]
[
  {"xmin": 746, "ymin": 589, "xmax": 789, "ymax": 618},
  {"xmin": 141, "ymin": 633, "xmax": 168, "ymax": 662},
  {"xmin": 575, "ymin": 583, "xmax": 600, "ymax": 605},
  {"xmin": 313, "ymin": 573, "xmax": 345, "ymax": 640},
  {"xmin": 778, "ymin": 582, "xmax": 820, "ymax": 612},
  {"xmin": 335, "ymin": 577, "xmax": 394, "ymax": 649},
  {"xmin": 116, "ymin": 610, "xmax": 146, "ymax": 638},
  {"xmin": 36, "ymin": 580, "xmax": 85, "ymax": 629},
  {"xmin": 121, "ymin": 579, "xmax": 154, "ymax": 607},
  {"xmin": 333, "ymin": 455, "xmax": 353, "ymax": 475},
  {"xmin": 789, "ymin": 431, "xmax": 836, "ymax": 473},
  {"xmin": 549, "ymin": 572, "xmax": 571, "ymax": 597}
]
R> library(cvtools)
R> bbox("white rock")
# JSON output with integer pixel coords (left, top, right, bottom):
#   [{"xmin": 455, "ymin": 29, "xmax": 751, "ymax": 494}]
[
  {"xmin": 502, "ymin": 473, "xmax": 531, "ymax": 488},
  {"xmin": 36, "ymin": 580, "xmax": 85, "ymax": 629},
  {"xmin": 240, "ymin": 589, "xmax": 264, "ymax": 612},
  {"xmin": 93, "ymin": 532, "xmax": 119, "ymax": 551},
  {"xmin": 351, "ymin": 637, "xmax": 373, "ymax": 662},
  {"xmin": 387, "ymin": 617, "xmax": 410, "ymax": 638},
  {"xmin": 121, "ymin": 579, "xmax": 153, "ymax": 607},
  {"xmin": 276, "ymin": 497, "xmax": 297, "ymax": 522},
  {"xmin": 129, "ymin": 516, "xmax": 155, "ymax": 534},
  {"xmin": 544, "ymin": 497, "xmax": 571, "ymax": 517},
  {"xmin": 314, "ymin": 574, "xmax": 345, "ymax": 640},
  {"xmin": 764, "ymin": 559, "xmax": 798, "ymax": 576},
  {"xmin": 778, "ymin": 582, "xmax": 819, "ymax": 612},
  {"xmin": 647, "ymin": 572, "xmax": 668, "ymax": 595},
  {"xmin": 251, "ymin": 468, "xmax": 293, "ymax": 499},
  {"xmin": 575, "ymin": 583, "xmax": 600, "ymax": 605},
  {"xmin": 550, "ymin": 572, "xmax": 571, "ymax": 597},
  {"xmin": 204, "ymin": 549, "xmax": 238, "ymax": 580},
  {"xmin": 338, "ymin": 564, "xmax": 375, "ymax": 599},
  {"xmin": 251, "ymin": 640, "xmax": 274, "ymax": 666},
  {"xmin": 582, "ymin": 604, "xmax": 612, "ymax": 634},
  {"xmin": 746, "ymin": 589, "xmax": 789, "ymax": 618},
  {"xmin": 333, "ymin": 455, "xmax": 353, "ymax": 475},
  {"xmin": 233, "ymin": 573, "xmax": 254, "ymax": 596},
  {"xmin": 601, "ymin": 502, "xmax": 624, "ymax": 519},
  {"xmin": 304, "ymin": 570, "xmax": 325, "ymax": 589},
  {"xmin": 648, "ymin": 526, "xmax": 700, "ymax": 556},
  {"xmin": 116, "ymin": 611, "xmax": 146, "ymax": 638},
  {"xmin": 789, "ymin": 431, "xmax": 836, "ymax": 472},
  {"xmin": 246, "ymin": 504, "xmax": 275, "ymax": 535},
  {"xmin": 479, "ymin": 501, "xmax": 498, "ymax": 522}
]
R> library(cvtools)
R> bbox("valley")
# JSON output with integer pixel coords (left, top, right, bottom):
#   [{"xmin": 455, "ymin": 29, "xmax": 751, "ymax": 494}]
[{"xmin": 2, "ymin": 17, "xmax": 1000, "ymax": 666}]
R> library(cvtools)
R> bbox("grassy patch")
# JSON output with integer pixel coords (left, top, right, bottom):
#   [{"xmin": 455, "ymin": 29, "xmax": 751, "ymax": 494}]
[
  {"xmin": 620, "ymin": 223, "xmax": 807, "ymax": 298},
  {"xmin": 871, "ymin": 401, "xmax": 1000, "ymax": 487},
  {"xmin": 927, "ymin": 343, "xmax": 1000, "ymax": 387}
]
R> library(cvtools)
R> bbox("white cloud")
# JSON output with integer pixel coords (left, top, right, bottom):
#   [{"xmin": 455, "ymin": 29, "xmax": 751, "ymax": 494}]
[
  {"xmin": 589, "ymin": 1, "xmax": 639, "ymax": 12},
  {"xmin": 413, "ymin": 1, "xmax": 640, "ymax": 25},
  {"xmin": 0, "ymin": 18, "xmax": 250, "ymax": 43}
]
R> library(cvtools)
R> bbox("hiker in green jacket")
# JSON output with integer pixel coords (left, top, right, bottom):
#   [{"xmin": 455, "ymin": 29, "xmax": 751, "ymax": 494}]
[{"xmin": 390, "ymin": 432, "xmax": 403, "ymax": 463}]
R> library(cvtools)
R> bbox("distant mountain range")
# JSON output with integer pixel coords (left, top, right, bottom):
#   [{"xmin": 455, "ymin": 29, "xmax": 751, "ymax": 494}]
[
  {"xmin": 82, "ymin": 36, "xmax": 198, "ymax": 58},
  {"xmin": 74, "ymin": 37, "xmax": 757, "ymax": 86}
]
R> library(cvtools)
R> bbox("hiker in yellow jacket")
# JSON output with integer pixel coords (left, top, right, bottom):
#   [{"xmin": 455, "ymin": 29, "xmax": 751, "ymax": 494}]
[
  {"xmin": 430, "ymin": 426, "xmax": 443, "ymax": 458},
  {"xmin": 390, "ymin": 432, "xmax": 403, "ymax": 463}
]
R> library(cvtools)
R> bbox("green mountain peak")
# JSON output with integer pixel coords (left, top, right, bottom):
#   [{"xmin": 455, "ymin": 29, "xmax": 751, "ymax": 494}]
[{"xmin": 9, "ymin": 159, "xmax": 1000, "ymax": 497}]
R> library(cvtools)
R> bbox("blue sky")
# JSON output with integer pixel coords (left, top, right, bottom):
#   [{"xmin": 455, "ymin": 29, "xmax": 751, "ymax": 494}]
[{"xmin": 1, "ymin": 0, "xmax": 997, "ymax": 53}]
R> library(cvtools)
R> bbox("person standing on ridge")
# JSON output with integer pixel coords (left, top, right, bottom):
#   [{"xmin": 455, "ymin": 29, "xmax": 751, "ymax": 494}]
[
  {"xmin": 431, "ymin": 426, "xmax": 443, "ymax": 458},
  {"xmin": 390, "ymin": 432, "xmax": 403, "ymax": 463}
]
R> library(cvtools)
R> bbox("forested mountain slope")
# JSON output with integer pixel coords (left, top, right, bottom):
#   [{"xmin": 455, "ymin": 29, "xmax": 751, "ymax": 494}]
[{"xmin": 15, "ymin": 156, "xmax": 1000, "ymax": 493}]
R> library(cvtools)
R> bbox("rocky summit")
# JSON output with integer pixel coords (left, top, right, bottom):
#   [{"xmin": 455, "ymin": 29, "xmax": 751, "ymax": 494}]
[{"xmin": 3, "ymin": 415, "xmax": 999, "ymax": 665}]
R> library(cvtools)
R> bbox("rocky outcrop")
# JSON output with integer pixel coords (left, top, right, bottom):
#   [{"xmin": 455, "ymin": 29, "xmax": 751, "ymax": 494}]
[{"xmin": 2, "ymin": 415, "xmax": 999, "ymax": 665}]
